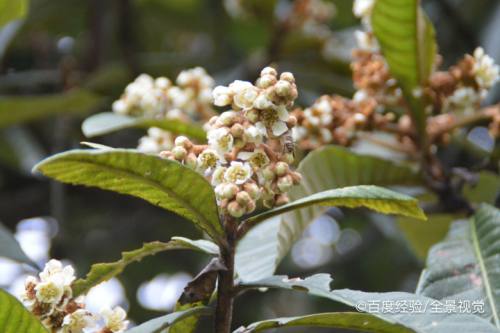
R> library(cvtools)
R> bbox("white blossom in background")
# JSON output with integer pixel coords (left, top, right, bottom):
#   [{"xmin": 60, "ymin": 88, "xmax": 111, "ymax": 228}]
[
  {"xmin": 354, "ymin": 30, "xmax": 379, "ymax": 52},
  {"xmin": 19, "ymin": 260, "xmax": 129, "ymax": 333},
  {"xmin": 473, "ymin": 47, "xmax": 500, "ymax": 90},
  {"xmin": 353, "ymin": 0, "xmax": 375, "ymax": 27},
  {"xmin": 445, "ymin": 87, "xmax": 481, "ymax": 115},
  {"xmin": 137, "ymin": 127, "xmax": 174, "ymax": 154}
]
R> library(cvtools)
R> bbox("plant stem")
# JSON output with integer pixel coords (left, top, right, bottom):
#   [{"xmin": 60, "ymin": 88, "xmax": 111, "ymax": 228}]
[{"xmin": 215, "ymin": 216, "xmax": 237, "ymax": 333}]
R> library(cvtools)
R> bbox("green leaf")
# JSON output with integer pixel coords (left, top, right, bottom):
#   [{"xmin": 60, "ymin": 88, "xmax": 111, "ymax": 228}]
[
  {"xmin": 464, "ymin": 172, "xmax": 500, "ymax": 205},
  {"xmin": 236, "ymin": 146, "xmax": 420, "ymax": 282},
  {"xmin": 33, "ymin": 149, "xmax": 223, "ymax": 242},
  {"xmin": 0, "ymin": 0, "xmax": 28, "ymax": 27},
  {"xmin": 397, "ymin": 213, "xmax": 456, "ymax": 260},
  {"xmin": 82, "ymin": 112, "xmax": 206, "ymax": 141},
  {"xmin": 125, "ymin": 307, "xmax": 210, "ymax": 333},
  {"xmin": 0, "ymin": 222, "xmax": 38, "ymax": 269},
  {"xmin": 242, "ymin": 185, "xmax": 426, "ymax": 229},
  {"xmin": 235, "ymin": 312, "xmax": 413, "ymax": 333},
  {"xmin": 72, "ymin": 239, "xmax": 218, "ymax": 297},
  {"xmin": 241, "ymin": 274, "xmax": 499, "ymax": 333},
  {"xmin": 0, "ymin": 289, "xmax": 48, "ymax": 333},
  {"xmin": 417, "ymin": 204, "xmax": 500, "ymax": 327},
  {"xmin": 372, "ymin": 0, "xmax": 437, "ymax": 138},
  {"xmin": 0, "ymin": 90, "xmax": 105, "ymax": 128}
]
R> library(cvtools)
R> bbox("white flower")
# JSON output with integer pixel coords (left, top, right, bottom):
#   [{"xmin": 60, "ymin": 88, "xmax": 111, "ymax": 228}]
[
  {"xmin": 39, "ymin": 260, "xmax": 75, "ymax": 287},
  {"xmin": 112, "ymin": 100, "xmax": 128, "ymax": 114},
  {"xmin": 168, "ymin": 86, "xmax": 190, "ymax": 109},
  {"xmin": 244, "ymin": 124, "xmax": 267, "ymax": 143},
  {"xmin": 233, "ymin": 84, "xmax": 259, "ymax": 109},
  {"xmin": 137, "ymin": 127, "xmax": 173, "ymax": 153},
  {"xmin": 60, "ymin": 309, "xmax": 96, "ymax": 333},
  {"xmin": 473, "ymin": 47, "xmax": 499, "ymax": 89},
  {"xmin": 197, "ymin": 149, "xmax": 220, "ymax": 171},
  {"xmin": 213, "ymin": 86, "xmax": 233, "ymax": 106},
  {"xmin": 353, "ymin": 0, "xmax": 375, "ymax": 20},
  {"xmin": 224, "ymin": 161, "xmax": 253, "ymax": 184},
  {"xmin": 253, "ymin": 93, "xmax": 274, "ymax": 110},
  {"xmin": 177, "ymin": 67, "xmax": 214, "ymax": 88},
  {"xmin": 354, "ymin": 30, "xmax": 379, "ymax": 52},
  {"xmin": 256, "ymin": 105, "xmax": 290, "ymax": 137},
  {"xmin": 208, "ymin": 127, "xmax": 234, "ymax": 154},
  {"xmin": 101, "ymin": 306, "xmax": 129, "ymax": 333},
  {"xmin": 211, "ymin": 166, "xmax": 227, "ymax": 186},
  {"xmin": 35, "ymin": 276, "xmax": 65, "ymax": 304},
  {"xmin": 237, "ymin": 149, "xmax": 270, "ymax": 169},
  {"xmin": 446, "ymin": 87, "xmax": 480, "ymax": 115},
  {"xmin": 304, "ymin": 99, "xmax": 333, "ymax": 126}
]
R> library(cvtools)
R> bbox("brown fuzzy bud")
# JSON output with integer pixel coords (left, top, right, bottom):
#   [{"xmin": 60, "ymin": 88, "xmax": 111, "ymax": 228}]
[
  {"xmin": 275, "ymin": 194, "xmax": 290, "ymax": 206},
  {"xmin": 286, "ymin": 115, "xmax": 298, "ymax": 127},
  {"xmin": 263, "ymin": 166, "xmax": 276, "ymax": 181},
  {"xmin": 275, "ymin": 161, "xmax": 289, "ymax": 176},
  {"xmin": 222, "ymin": 183, "xmax": 239, "ymax": 199},
  {"xmin": 277, "ymin": 175, "xmax": 293, "ymax": 192},
  {"xmin": 280, "ymin": 72, "xmax": 295, "ymax": 83},
  {"xmin": 236, "ymin": 191, "xmax": 252, "ymax": 206},
  {"xmin": 245, "ymin": 200, "xmax": 256, "ymax": 213},
  {"xmin": 185, "ymin": 153, "xmax": 197, "ymax": 168},
  {"xmin": 243, "ymin": 183, "xmax": 260, "ymax": 199},
  {"xmin": 275, "ymin": 80, "xmax": 292, "ymax": 97},
  {"xmin": 172, "ymin": 146, "xmax": 187, "ymax": 160}
]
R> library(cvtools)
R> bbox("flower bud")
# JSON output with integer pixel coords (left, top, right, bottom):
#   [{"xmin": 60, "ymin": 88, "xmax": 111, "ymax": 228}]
[
  {"xmin": 282, "ymin": 153, "xmax": 295, "ymax": 164},
  {"xmin": 172, "ymin": 146, "xmax": 187, "ymax": 160},
  {"xmin": 243, "ymin": 183, "xmax": 260, "ymax": 199},
  {"xmin": 230, "ymin": 123, "xmax": 245, "ymax": 137},
  {"xmin": 275, "ymin": 80, "xmax": 292, "ymax": 97},
  {"xmin": 245, "ymin": 200, "xmax": 256, "ymax": 213},
  {"xmin": 286, "ymin": 115, "xmax": 297, "ymax": 127},
  {"xmin": 236, "ymin": 191, "xmax": 251, "ymax": 206},
  {"xmin": 275, "ymin": 194, "xmax": 290, "ymax": 206},
  {"xmin": 261, "ymin": 67, "xmax": 277, "ymax": 77},
  {"xmin": 227, "ymin": 201, "xmax": 245, "ymax": 218},
  {"xmin": 257, "ymin": 75, "xmax": 277, "ymax": 89},
  {"xmin": 353, "ymin": 113, "xmax": 367, "ymax": 126},
  {"xmin": 275, "ymin": 161, "xmax": 289, "ymax": 176},
  {"xmin": 290, "ymin": 171, "xmax": 302, "ymax": 184},
  {"xmin": 280, "ymin": 72, "xmax": 295, "ymax": 83},
  {"xmin": 223, "ymin": 183, "xmax": 239, "ymax": 199},
  {"xmin": 175, "ymin": 136, "xmax": 190, "ymax": 148},
  {"xmin": 263, "ymin": 166, "xmax": 275, "ymax": 181},
  {"xmin": 277, "ymin": 175, "xmax": 293, "ymax": 192},
  {"xmin": 185, "ymin": 153, "xmax": 197, "ymax": 168},
  {"xmin": 234, "ymin": 138, "xmax": 246, "ymax": 149},
  {"xmin": 246, "ymin": 109, "xmax": 260, "ymax": 123}
]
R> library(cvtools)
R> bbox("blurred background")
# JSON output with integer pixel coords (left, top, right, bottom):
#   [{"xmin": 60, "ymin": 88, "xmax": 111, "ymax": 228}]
[{"xmin": 0, "ymin": 0, "xmax": 499, "ymax": 331}]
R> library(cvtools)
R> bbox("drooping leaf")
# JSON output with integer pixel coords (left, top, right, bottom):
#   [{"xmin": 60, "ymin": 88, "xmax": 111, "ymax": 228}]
[
  {"xmin": 81, "ymin": 112, "xmax": 206, "ymax": 141},
  {"xmin": 417, "ymin": 204, "xmax": 500, "ymax": 327},
  {"xmin": 0, "ymin": 0, "xmax": 28, "ymax": 27},
  {"xmin": 33, "ymin": 149, "xmax": 223, "ymax": 242},
  {"xmin": 169, "ymin": 259, "xmax": 225, "ymax": 333},
  {"xmin": 72, "ymin": 239, "xmax": 218, "ymax": 297},
  {"xmin": 0, "ymin": 90, "xmax": 105, "ymax": 128},
  {"xmin": 0, "ymin": 289, "xmax": 48, "ymax": 333},
  {"xmin": 241, "ymin": 274, "xmax": 499, "ymax": 333},
  {"xmin": 236, "ymin": 146, "xmax": 420, "ymax": 282},
  {"xmin": 125, "ymin": 307, "xmax": 211, "ymax": 333},
  {"xmin": 235, "ymin": 312, "xmax": 413, "ymax": 333},
  {"xmin": 241, "ymin": 185, "xmax": 426, "ymax": 231},
  {"xmin": 0, "ymin": 222, "xmax": 38, "ymax": 269},
  {"xmin": 372, "ymin": 0, "xmax": 437, "ymax": 138},
  {"xmin": 169, "ymin": 237, "xmax": 220, "ymax": 256}
]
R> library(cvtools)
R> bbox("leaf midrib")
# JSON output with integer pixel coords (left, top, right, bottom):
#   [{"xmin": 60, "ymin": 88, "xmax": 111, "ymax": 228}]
[
  {"xmin": 44, "ymin": 156, "xmax": 220, "ymax": 239},
  {"xmin": 470, "ymin": 217, "xmax": 500, "ymax": 327}
]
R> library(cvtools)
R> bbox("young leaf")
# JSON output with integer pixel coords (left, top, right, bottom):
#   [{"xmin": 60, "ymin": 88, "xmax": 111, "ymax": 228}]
[
  {"xmin": 240, "ymin": 185, "xmax": 426, "ymax": 233},
  {"xmin": 0, "ymin": 0, "xmax": 28, "ymax": 27},
  {"xmin": 72, "ymin": 239, "xmax": 218, "ymax": 297},
  {"xmin": 124, "ymin": 307, "xmax": 210, "ymax": 333},
  {"xmin": 81, "ymin": 112, "xmax": 206, "ymax": 141},
  {"xmin": 372, "ymin": 0, "xmax": 437, "ymax": 138},
  {"xmin": 0, "ymin": 222, "xmax": 38, "ymax": 269},
  {"xmin": 417, "ymin": 204, "xmax": 500, "ymax": 327},
  {"xmin": 0, "ymin": 90, "xmax": 105, "ymax": 128},
  {"xmin": 242, "ymin": 274, "xmax": 499, "ymax": 333},
  {"xmin": 0, "ymin": 289, "xmax": 48, "ymax": 333},
  {"xmin": 236, "ymin": 146, "xmax": 420, "ymax": 282},
  {"xmin": 235, "ymin": 312, "xmax": 413, "ymax": 333},
  {"xmin": 33, "ymin": 149, "xmax": 223, "ymax": 242}
]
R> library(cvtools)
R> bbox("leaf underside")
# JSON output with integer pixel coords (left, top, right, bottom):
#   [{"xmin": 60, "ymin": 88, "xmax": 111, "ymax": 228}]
[
  {"xmin": 125, "ymin": 307, "xmax": 210, "ymax": 333},
  {"xmin": 417, "ymin": 204, "xmax": 500, "ymax": 328},
  {"xmin": 82, "ymin": 112, "xmax": 206, "ymax": 141},
  {"xmin": 0, "ymin": 222, "xmax": 38, "ymax": 269}
]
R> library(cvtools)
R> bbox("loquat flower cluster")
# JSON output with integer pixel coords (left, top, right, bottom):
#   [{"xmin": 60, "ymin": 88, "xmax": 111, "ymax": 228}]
[
  {"xmin": 159, "ymin": 67, "xmax": 302, "ymax": 218},
  {"xmin": 21, "ymin": 260, "xmax": 129, "ymax": 333}
]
